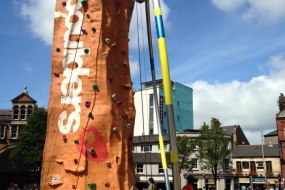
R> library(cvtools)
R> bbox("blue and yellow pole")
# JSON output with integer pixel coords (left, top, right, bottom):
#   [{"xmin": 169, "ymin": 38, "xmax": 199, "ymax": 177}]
[
  {"xmin": 152, "ymin": 0, "xmax": 181, "ymax": 189},
  {"xmin": 144, "ymin": 0, "xmax": 171, "ymax": 190}
]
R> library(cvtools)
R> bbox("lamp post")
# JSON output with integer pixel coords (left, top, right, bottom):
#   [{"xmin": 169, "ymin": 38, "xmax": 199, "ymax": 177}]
[{"xmin": 261, "ymin": 130, "xmax": 267, "ymax": 184}]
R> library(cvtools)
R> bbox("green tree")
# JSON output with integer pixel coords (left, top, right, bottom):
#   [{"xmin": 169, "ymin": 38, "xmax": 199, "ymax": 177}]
[
  {"xmin": 195, "ymin": 118, "xmax": 232, "ymax": 190},
  {"xmin": 10, "ymin": 107, "xmax": 47, "ymax": 172},
  {"xmin": 177, "ymin": 136, "xmax": 196, "ymax": 172},
  {"xmin": 166, "ymin": 136, "xmax": 196, "ymax": 173}
]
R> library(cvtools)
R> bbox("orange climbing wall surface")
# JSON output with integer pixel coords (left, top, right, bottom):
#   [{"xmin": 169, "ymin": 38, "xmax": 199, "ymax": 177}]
[{"xmin": 40, "ymin": 0, "xmax": 136, "ymax": 189}]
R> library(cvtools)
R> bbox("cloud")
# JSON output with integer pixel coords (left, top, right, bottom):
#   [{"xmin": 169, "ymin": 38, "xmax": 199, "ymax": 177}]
[
  {"xmin": 16, "ymin": 0, "xmax": 55, "ymax": 45},
  {"xmin": 129, "ymin": 56, "xmax": 140, "ymax": 77},
  {"xmin": 211, "ymin": 0, "xmax": 246, "ymax": 12},
  {"xmin": 211, "ymin": 0, "xmax": 285, "ymax": 23},
  {"xmin": 189, "ymin": 53, "xmax": 285, "ymax": 144}
]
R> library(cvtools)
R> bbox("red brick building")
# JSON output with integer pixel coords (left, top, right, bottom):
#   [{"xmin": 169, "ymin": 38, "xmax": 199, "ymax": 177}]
[
  {"xmin": 0, "ymin": 87, "xmax": 36, "ymax": 172},
  {"xmin": 276, "ymin": 93, "xmax": 285, "ymax": 181}
]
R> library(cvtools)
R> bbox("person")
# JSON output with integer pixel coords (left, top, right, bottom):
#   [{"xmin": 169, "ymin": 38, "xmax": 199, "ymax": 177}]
[
  {"xmin": 147, "ymin": 178, "xmax": 157, "ymax": 190},
  {"xmin": 182, "ymin": 175, "xmax": 194, "ymax": 190}
]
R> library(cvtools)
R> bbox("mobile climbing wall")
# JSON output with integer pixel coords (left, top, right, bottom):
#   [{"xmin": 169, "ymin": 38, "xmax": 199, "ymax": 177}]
[{"xmin": 40, "ymin": 0, "xmax": 136, "ymax": 189}]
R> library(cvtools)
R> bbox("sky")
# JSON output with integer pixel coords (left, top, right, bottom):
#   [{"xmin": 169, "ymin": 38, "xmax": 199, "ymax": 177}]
[{"xmin": 1, "ymin": 0, "xmax": 285, "ymax": 144}]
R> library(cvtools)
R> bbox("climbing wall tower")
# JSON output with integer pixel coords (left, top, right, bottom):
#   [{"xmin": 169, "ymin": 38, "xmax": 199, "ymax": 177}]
[{"xmin": 40, "ymin": 0, "xmax": 136, "ymax": 189}]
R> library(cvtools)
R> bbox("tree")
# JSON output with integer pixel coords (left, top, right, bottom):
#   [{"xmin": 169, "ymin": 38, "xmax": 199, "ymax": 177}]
[
  {"xmin": 194, "ymin": 118, "xmax": 232, "ymax": 190},
  {"xmin": 177, "ymin": 136, "xmax": 196, "ymax": 172},
  {"xmin": 166, "ymin": 136, "xmax": 196, "ymax": 173},
  {"xmin": 10, "ymin": 107, "xmax": 47, "ymax": 172}
]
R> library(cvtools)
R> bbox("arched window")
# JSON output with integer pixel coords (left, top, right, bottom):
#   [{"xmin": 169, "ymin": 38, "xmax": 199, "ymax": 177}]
[
  {"xmin": 20, "ymin": 105, "xmax": 26, "ymax": 120},
  {"xmin": 27, "ymin": 105, "xmax": 33, "ymax": 118},
  {"xmin": 13, "ymin": 105, "xmax": 19, "ymax": 120}
]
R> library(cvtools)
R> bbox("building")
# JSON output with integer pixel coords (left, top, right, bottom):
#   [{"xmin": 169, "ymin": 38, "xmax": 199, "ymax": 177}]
[
  {"xmin": 276, "ymin": 93, "xmax": 285, "ymax": 180},
  {"xmin": 232, "ymin": 144, "xmax": 281, "ymax": 190},
  {"xmin": 133, "ymin": 79, "xmax": 193, "ymax": 136},
  {"xmin": 180, "ymin": 125, "xmax": 250, "ymax": 190},
  {"xmin": 133, "ymin": 125, "xmax": 249, "ymax": 190},
  {"xmin": 0, "ymin": 87, "xmax": 37, "ymax": 189}
]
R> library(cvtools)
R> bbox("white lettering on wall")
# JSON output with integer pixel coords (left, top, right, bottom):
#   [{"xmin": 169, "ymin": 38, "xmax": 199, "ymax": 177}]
[{"xmin": 55, "ymin": 0, "xmax": 90, "ymax": 134}]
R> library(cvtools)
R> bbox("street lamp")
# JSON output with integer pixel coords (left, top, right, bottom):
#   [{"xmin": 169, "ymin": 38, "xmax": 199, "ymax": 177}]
[{"xmin": 261, "ymin": 130, "xmax": 267, "ymax": 184}]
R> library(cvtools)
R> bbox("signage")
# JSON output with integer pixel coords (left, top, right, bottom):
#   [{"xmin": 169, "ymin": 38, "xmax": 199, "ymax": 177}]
[{"xmin": 252, "ymin": 177, "xmax": 266, "ymax": 183}]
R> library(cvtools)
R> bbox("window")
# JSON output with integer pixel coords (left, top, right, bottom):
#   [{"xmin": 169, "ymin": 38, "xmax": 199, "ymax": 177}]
[
  {"xmin": 20, "ymin": 105, "xmax": 26, "ymax": 120},
  {"xmin": 158, "ymin": 164, "xmax": 164, "ymax": 174},
  {"xmin": 191, "ymin": 159, "xmax": 198, "ymax": 170},
  {"xmin": 13, "ymin": 105, "xmax": 19, "ymax": 120},
  {"xmin": 164, "ymin": 144, "xmax": 168, "ymax": 151},
  {"xmin": 0, "ymin": 126, "xmax": 6, "ymax": 139},
  {"xmin": 256, "ymin": 161, "xmax": 264, "ymax": 169},
  {"xmin": 242, "ymin": 161, "xmax": 249, "ymax": 169},
  {"xmin": 27, "ymin": 105, "xmax": 33, "ymax": 118},
  {"xmin": 250, "ymin": 161, "xmax": 256, "ymax": 173},
  {"xmin": 141, "ymin": 145, "xmax": 152, "ymax": 152},
  {"xmin": 266, "ymin": 161, "xmax": 272, "ymax": 174},
  {"xmin": 10, "ymin": 126, "xmax": 19, "ymax": 139},
  {"xmin": 136, "ymin": 164, "xmax": 143, "ymax": 173},
  {"xmin": 236, "ymin": 161, "xmax": 242, "ymax": 173}
]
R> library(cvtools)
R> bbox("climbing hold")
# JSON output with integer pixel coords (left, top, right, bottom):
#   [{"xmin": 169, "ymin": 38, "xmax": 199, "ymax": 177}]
[
  {"xmin": 111, "ymin": 94, "xmax": 117, "ymax": 101},
  {"xmin": 74, "ymin": 159, "xmax": 78, "ymax": 164},
  {"xmin": 76, "ymin": 38, "xmax": 79, "ymax": 42},
  {"xmin": 106, "ymin": 162, "xmax": 111, "ymax": 168},
  {"xmin": 85, "ymin": 101, "xmax": 91, "ymax": 108},
  {"xmin": 81, "ymin": 29, "xmax": 87, "ymax": 34},
  {"xmin": 74, "ymin": 139, "xmax": 79, "ymax": 144},
  {"xmin": 61, "ymin": 1, "xmax": 66, "ymax": 6},
  {"xmin": 121, "ymin": 84, "xmax": 132, "ymax": 89},
  {"xmin": 81, "ymin": 0, "xmax": 88, "ymax": 7},
  {"xmin": 105, "ymin": 38, "xmax": 111, "ymax": 45},
  {"xmin": 123, "ymin": 61, "xmax": 128, "ymax": 66},
  {"xmin": 112, "ymin": 127, "xmax": 117, "ymax": 131},
  {"xmin": 86, "ymin": 14, "xmax": 90, "ymax": 19},
  {"xmin": 53, "ymin": 73, "xmax": 60, "ymax": 77},
  {"xmin": 63, "ymin": 135, "xmax": 67, "ymax": 143},
  {"xmin": 89, "ymin": 147, "xmax": 95, "ymax": 154},
  {"xmin": 87, "ymin": 183, "xmax": 96, "ymax": 189},
  {"xmin": 74, "ymin": 63, "xmax": 78, "ymax": 68},
  {"xmin": 105, "ymin": 183, "xmax": 110, "ymax": 188},
  {"xmin": 84, "ymin": 48, "xmax": 89, "ymax": 54},
  {"xmin": 126, "ymin": 123, "xmax": 131, "ymax": 128},
  {"xmin": 121, "ymin": 113, "xmax": 128, "ymax": 119},
  {"xmin": 109, "ymin": 76, "xmax": 113, "ymax": 82},
  {"xmin": 92, "ymin": 83, "xmax": 98, "ymax": 90},
  {"xmin": 116, "ymin": 100, "xmax": 122, "ymax": 106},
  {"xmin": 92, "ymin": 27, "xmax": 96, "ymax": 33},
  {"xmin": 56, "ymin": 48, "xmax": 60, "ymax": 52},
  {"xmin": 72, "ymin": 185, "xmax": 76, "ymax": 189},
  {"xmin": 88, "ymin": 112, "xmax": 93, "ymax": 119}
]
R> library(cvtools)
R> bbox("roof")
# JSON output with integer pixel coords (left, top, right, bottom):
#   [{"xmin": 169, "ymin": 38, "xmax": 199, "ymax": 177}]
[
  {"xmin": 11, "ymin": 92, "xmax": 36, "ymax": 103},
  {"xmin": 232, "ymin": 144, "xmax": 279, "ymax": 158},
  {"xmin": 277, "ymin": 110, "xmax": 285, "ymax": 118},
  {"xmin": 133, "ymin": 134, "xmax": 170, "ymax": 144},
  {"xmin": 0, "ymin": 109, "xmax": 12, "ymax": 121},
  {"xmin": 264, "ymin": 130, "xmax": 277, "ymax": 137},
  {"xmin": 222, "ymin": 125, "xmax": 250, "ymax": 145}
]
